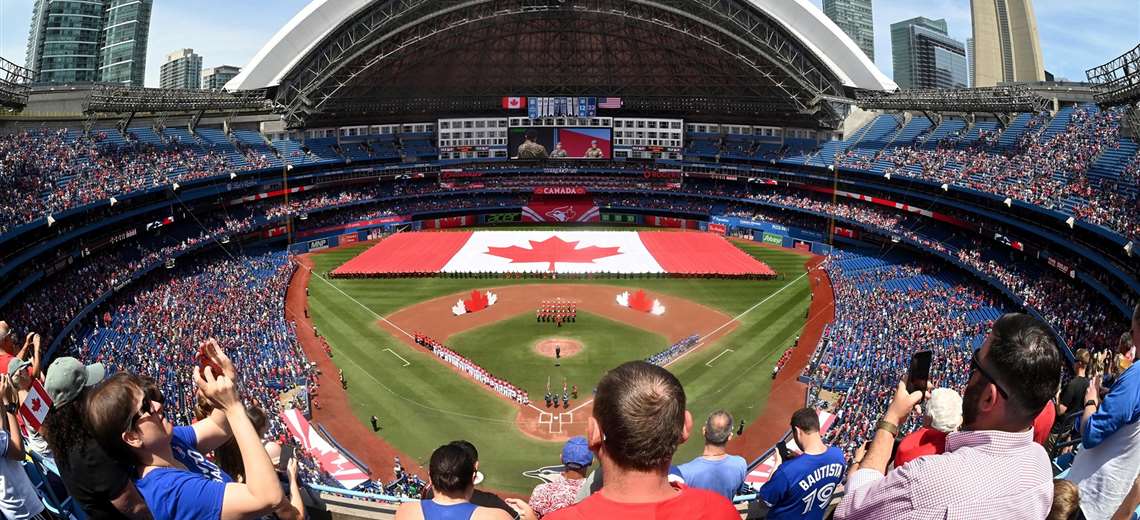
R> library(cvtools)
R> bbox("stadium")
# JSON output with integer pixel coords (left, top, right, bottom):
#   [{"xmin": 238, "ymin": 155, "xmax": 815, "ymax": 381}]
[{"xmin": 0, "ymin": 0, "xmax": 1138, "ymax": 519}]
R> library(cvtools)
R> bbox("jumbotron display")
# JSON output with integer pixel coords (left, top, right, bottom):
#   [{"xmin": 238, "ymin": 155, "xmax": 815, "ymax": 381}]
[{"xmin": 507, "ymin": 127, "xmax": 612, "ymax": 160}]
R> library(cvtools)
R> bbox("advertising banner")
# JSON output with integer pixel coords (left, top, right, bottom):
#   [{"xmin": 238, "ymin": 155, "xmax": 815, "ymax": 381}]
[
  {"xmin": 484, "ymin": 212, "xmax": 521, "ymax": 224},
  {"xmin": 708, "ymin": 222, "xmax": 727, "ymax": 235},
  {"xmin": 762, "ymin": 232, "xmax": 784, "ymax": 246}
]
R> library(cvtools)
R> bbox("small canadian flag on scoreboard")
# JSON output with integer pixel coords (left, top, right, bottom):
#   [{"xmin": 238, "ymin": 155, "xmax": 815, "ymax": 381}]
[{"xmin": 502, "ymin": 97, "xmax": 527, "ymax": 109}]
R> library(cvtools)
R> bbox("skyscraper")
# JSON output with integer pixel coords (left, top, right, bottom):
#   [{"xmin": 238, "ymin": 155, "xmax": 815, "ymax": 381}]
[
  {"xmin": 202, "ymin": 66, "xmax": 242, "ymax": 90},
  {"xmin": 25, "ymin": 0, "xmax": 152, "ymax": 86},
  {"xmin": 891, "ymin": 17, "xmax": 968, "ymax": 89},
  {"xmin": 160, "ymin": 49, "xmax": 203, "ymax": 90},
  {"xmin": 823, "ymin": 0, "xmax": 875, "ymax": 62},
  {"xmin": 967, "ymin": 38, "xmax": 975, "ymax": 87},
  {"xmin": 99, "ymin": 0, "xmax": 153, "ymax": 86},
  {"xmin": 970, "ymin": 0, "xmax": 1046, "ymax": 86}
]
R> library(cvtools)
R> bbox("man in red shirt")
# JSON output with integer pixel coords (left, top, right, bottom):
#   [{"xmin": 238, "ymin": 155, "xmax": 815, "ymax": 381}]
[{"xmin": 510, "ymin": 361, "xmax": 739, "ymax": 520}]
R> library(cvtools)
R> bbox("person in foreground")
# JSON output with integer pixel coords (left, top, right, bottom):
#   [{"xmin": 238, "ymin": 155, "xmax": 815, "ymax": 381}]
[
  {"xmin": 759, "ymin": 408, "xmax": 846, "ymax": 520},
  {"xmin": 1066, "ymin": 303, "xmax": 1140, "ymax": 520},
  {"xmin": 835, "ymin": 313, "xmax": 1062, "ymax": 519},
  {"xmin": 394, "ymin": 443, "xmax": 512, "ymax": 520},
  {"xmin": 509, "ymin": 361, "xmax": 739, "ymax": 520},
  {"xmin": 86, "ymin": 344, "xmax": 285, "ymax": 520},
  {"xmin": 678, "ymin": 410, "xmax": 747, "ymax": 500}
]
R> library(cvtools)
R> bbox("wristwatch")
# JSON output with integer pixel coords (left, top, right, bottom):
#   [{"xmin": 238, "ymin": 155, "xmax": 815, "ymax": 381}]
[
  {"xmin": 3, "ymin": 404, "xmax": 16, "ymax": 415},
  {"xmin": 876, "ymin": 419, "xmax": 899, "ymax": 436}
]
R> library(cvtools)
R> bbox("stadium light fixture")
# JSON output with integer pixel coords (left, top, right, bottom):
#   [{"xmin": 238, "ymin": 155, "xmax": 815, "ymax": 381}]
[
  {"xmin": 940, "ymin": 183, "xmax": 949, "ymax": 192},
  {"xmin": 109, "ymin": 196, "xmax": 118, "ymax": 206},
  {"xmin": 1003, "ymin": 197, "xmax": 1012, "ymax": 208},
  {"xmin": 827, "ymin": 165, "xmax": 835, "ymax": 172},
  {"xmin": 172, "ymin": 182, "xmax": 180, "ymax": 191},
  {"xmin": 1125, "ymin": 241, "xmax": 1134, "ymax": 257},
  {"xmin": 883, "ymin": 172, "xmax": 891, "ymax": 180},
  {"xmin": 1066, "ymin": 216, "xmax": 1076, "ymax": 229},
  {"xmin": 46, "ymin": 215, "xmax": 55, "ymax": 227},
  {"xmin": 230, "ymin": 171, "xmax": 238, "ymax": 179}
]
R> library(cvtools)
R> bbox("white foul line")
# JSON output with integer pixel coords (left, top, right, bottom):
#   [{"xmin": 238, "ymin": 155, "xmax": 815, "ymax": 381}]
[
  {"xmin": 706, "ymin": 349, "xmax": 735, "ymax": 367},
  {"xmin": 383, "ymin": 348, "xmax": 411, "ymax": 367},
  {"xmin": 298, "ymin": 260, "xmax": 413, "ymax": 338}
]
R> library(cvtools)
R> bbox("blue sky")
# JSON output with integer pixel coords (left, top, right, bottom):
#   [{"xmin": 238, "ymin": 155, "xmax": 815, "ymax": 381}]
[{"xmin": 0, "ymin": 0, "xmax": 1135, "ymax": 87}]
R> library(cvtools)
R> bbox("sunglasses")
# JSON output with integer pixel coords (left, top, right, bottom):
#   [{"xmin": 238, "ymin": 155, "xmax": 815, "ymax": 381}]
[
  {"xmin": 969, "ymin": 352, "xmax": 1010, "ymax": 399},
  {"xmin": 129, "ymin": 387, "xmax": 166, "ymax": 429}
]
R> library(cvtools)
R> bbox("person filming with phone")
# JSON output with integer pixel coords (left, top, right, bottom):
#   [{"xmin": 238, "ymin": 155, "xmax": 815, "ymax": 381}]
[{"xmin": 835, "ymin": 313, "xmax": 1063, "ymax": 519}]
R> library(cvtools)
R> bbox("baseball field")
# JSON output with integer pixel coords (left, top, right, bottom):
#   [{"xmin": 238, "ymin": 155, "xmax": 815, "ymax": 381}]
[{"xmin": 292, "ymin": 232, "xmax": 825, "ymax": 494}]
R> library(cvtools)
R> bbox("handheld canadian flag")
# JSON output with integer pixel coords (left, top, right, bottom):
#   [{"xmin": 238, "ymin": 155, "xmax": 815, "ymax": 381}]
[
  {"xmin": 19, "ymin": 379, "xmax": 52, "ymax": 432},
  {"xmin": 501, "ymin": 96, "xmax": 527, "ymax": 109}
]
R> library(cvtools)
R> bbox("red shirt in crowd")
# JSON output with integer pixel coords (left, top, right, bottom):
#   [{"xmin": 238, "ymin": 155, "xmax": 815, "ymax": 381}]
[
  {"xmin": 894, "ymin": 427, "xmax": 948, "ymax": 467},
  {"xmin": 1032, "ymin": 402, "xmax": 1055, "ymax": 446},
  {"xmin": 543, "ymin": 482, "xmax": 739, "ymax": 520}
]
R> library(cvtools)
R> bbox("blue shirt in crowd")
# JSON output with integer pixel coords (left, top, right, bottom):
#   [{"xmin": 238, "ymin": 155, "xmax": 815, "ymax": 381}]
[
  {"xmin": 677, "ymin": 454, "xmax": 748, "ymax": 500},
  {"xmin": 136, "ymin": 425, "xmax": 234, "ymax": 520},
  {"xmin": 759, "ymin": 447, "xmax": 846, "ymax": 520}
]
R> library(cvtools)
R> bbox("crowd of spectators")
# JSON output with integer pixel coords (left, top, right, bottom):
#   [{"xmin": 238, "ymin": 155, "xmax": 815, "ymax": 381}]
[
  {"xmin": 809, "ymin": 250, "xmax": 1000, "ymax": 456},
  {"xmin": 414, "ymin": 334, "xmax": 529, "ymax": 404},
  {"xmin": 834, "ymin": 106, "xmax": 1139, "ymax": 241},
  {"xmin": 0, "ymin": 129, "xmax": 232, "ymax": 234}
]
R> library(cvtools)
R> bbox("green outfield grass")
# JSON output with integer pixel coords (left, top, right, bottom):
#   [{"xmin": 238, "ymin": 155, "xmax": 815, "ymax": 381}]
[
  {"xmin": 307, "ymin": 237, "xmax": 812, "ymax": 493},
  {"xmin": 446, "ymin": 311, "xmax": 669, "ymax": 401}
]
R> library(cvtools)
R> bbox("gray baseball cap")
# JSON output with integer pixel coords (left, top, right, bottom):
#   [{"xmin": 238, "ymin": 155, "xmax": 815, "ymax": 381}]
[
  {"xmin": 44, "ymin": 357, "xmax": 105, "ymax": 406},
  {"xmin": 6, "ymin": 358, "xmax": 30, "ymax": 378}
]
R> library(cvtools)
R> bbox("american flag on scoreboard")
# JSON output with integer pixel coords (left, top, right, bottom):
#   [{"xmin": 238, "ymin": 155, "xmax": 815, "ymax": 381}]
[{"xmin": 598, "ymin": 97, "xmax": 623, "ymax": 109}]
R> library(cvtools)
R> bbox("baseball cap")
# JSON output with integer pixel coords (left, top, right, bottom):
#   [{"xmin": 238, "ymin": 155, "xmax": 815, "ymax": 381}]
[
  {"xmin": 561, "ymin": 436, "xmax": 593, "ymax": 469},
  {"xmin": 6, "ymin": 358, "xmax": 30, "ymax": 378},
  {"xmin": 44, "ymin": 357, "xmax": 106, "ymax": 406}
]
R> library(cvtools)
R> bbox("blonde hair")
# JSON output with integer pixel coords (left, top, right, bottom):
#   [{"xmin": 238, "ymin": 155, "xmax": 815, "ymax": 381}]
[{"xmin": 1047, "ymin": 479, "xmax": 1080, "ymax": 520}]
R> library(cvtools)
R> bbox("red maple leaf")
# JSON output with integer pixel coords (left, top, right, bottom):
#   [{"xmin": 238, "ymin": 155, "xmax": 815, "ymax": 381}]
[
  {"xmin": 485, "ymin": 236, "xmax": 622, "ymax": 272},
  {"xmin": 30, "ymin": 398, "xmax": 40, "ymax": 412}
]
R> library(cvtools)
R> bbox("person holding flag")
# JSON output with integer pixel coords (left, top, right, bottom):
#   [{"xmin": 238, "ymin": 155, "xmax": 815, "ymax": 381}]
[
  {"xmin": 0, "ymin": 372, "xmax": 49, "ymax": 520},
  {"xmin": 9, "ymin": 358, "xmax": 53, "ymax": 463}
]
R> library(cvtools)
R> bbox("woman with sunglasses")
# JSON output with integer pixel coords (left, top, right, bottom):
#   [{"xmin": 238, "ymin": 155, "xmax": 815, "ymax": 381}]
[{"xmin": 86, "ymin": 361, "xmax": 284, "ymax": 520}]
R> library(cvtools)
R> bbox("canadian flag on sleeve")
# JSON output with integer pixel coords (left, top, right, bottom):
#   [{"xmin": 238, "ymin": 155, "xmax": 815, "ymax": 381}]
[
  {"xmin": 19, "ymin": 379, "xmax": 52, "ymax": 432},
  {"xmin": 502, "ymin": 96, "xmax": 527, "ymax": 109}
]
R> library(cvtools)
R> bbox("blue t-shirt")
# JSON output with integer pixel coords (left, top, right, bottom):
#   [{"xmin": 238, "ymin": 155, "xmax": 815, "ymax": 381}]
[
  {"xmin": 677, "ymin": 454, "xmax": 748, "ymax": 500},
  {"xmin": 759, "ymin": 447, "xmax": 846, "ymax": 520},
  {"xmin": 171, "ymin": 425, "xmax": 233, "ymax": 484},
  {"xmin": 135, "ymin": 425, "xmax": 234, "ymax": 520}
]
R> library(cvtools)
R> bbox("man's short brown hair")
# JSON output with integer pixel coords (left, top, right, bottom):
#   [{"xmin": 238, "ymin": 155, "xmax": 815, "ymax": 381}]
[
  {"xmin": 791, "ymin": 407, "xmax": 820, "ymax": 433},
  {"xmin": 593, "ymin": 361, "xmax": 686, "ymax": 471}
]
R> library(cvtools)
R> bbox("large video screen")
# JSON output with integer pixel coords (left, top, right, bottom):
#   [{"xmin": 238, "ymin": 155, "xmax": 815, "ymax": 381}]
[{"xmin": 507, "ymin": 127, "xmax": 612, "ymax": 160}]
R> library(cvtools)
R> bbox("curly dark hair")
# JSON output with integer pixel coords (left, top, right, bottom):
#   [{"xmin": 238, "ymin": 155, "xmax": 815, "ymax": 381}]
[{"xmin": 42, "ymin": 393, "xmax": 92, "ymax": 470}]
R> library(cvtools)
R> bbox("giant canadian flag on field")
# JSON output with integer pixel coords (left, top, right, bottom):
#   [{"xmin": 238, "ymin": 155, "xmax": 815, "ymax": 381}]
[
  {"xmin": 280, "ymin": 409, "xmax": 370, "ymax": 489},
  {"xmin": 331, "ymin": 231, "xmax": 776, "ymax": 276}
]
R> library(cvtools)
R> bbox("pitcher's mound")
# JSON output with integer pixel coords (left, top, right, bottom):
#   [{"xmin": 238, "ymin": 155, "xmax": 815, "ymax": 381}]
[{"xmin": 534, "ymin": 338, "xmax": 583, "ymax": 359}]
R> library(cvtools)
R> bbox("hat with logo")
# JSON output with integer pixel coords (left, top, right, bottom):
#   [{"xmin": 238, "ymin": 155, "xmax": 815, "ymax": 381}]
[
  {"xmin": 561, "ymin": 436, "xmax": 593, "ymax": 469},
  {"xmin": 44, "ymin": 357, "xmax": 105, "ymax": 406}
]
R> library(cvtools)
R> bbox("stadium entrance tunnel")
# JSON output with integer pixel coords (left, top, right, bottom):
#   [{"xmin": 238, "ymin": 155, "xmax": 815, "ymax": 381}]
[{"xmin": 232, "ymin": 0, "xmax": 895, "ymax": 128}]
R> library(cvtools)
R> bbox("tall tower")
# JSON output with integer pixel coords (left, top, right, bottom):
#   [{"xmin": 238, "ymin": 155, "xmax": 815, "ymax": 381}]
[
  {"xmin": 823, "ymin": 0, "xmax": 876, "ymax": 62},
  {"xmin": 970, "ymin": 0, "xmax": 1045, "ymax": 86},
  {"xmin": 25, "ymin": 0, "xmax": 106, "ymax": 83},
  {"xmin": 99, "ymin": 0, "xmax": 154, "ymax": 86},
  {"xmin": 967, "ymin": 38, "xmax": 975, "ymax": 87},
  {"xmin": 25, "ymin": 0, "xmax": 152, "ymax": 86},
  {"xmin": 891, "ymin": 17, "xmax": 968, "ymax": 89},
  {"xmin": 160, "ymin": 49, "xmax": 203, "ymax": 90}
]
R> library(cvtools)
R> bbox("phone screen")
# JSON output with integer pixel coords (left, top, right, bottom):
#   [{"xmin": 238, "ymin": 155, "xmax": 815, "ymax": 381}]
[
  {"xmin": 277, "ymin": 445, "xmax": 294, "ymax": 473},
  {"xmin": 906, "ymin": 350, "xmax": 933, "ymax": 394}
]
